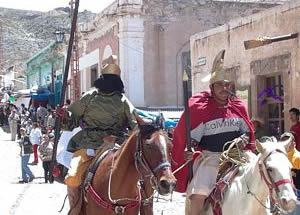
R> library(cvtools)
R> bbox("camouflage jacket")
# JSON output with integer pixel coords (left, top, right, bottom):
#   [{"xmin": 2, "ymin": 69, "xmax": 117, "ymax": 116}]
[{"xmin": 62, "ymin": 89, "xmax": 136, "ymax": 153}]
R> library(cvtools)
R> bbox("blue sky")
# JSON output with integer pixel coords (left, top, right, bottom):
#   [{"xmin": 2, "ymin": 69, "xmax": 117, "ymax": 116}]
[{"xmin": 0, "ymin": 0, "xmax": 115, "ymax": 13}]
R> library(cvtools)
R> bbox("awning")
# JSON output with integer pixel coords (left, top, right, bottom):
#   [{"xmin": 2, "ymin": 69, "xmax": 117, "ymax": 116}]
[
  {"xmin": 17, "ymin": 89, "xmax": 31, "ymax": 95},
  {"xmin": 31, "ymin": 88, "xmax": 53, "ymax": 101},
  {"xmin": 136, "ymin": 109, "xmax": 179, "ymax": 129}
]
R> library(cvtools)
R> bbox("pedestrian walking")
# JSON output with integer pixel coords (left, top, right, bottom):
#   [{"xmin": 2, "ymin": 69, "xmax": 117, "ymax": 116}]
[
  {"xmin": 46, "ymin": 110, "xmax": 55, "ymax": 130},
  {"xmin": 0, "ymin": 107, "xmax": 5, "ymax": 126},
  {"xmin": 37, "ymin": 104, "xmax": 48, "ymax": 130},
  {"xmin": 8, "ymin": 109, "xmax": 19, "ymax": 141},
  {"xmin": 29, "ymin": 122, "xmax": 42, "ymax": 164},
  {"xmin": 4, "ymin": 103, "xmax": 11, "ymax": 125},
  {"xmin": 39, "ymin": 133, "xmax": 54, "ymax": 183},
  {"xmin": 18, "ymin": 128, "xmax": 34, "ymax": 183},
  {"xmin": 29, "ymin": 104, "xmax": 37, "ymax": 122},
  {"xmin": 25, "ymin": 120, "xmax": 33, "ymax": 135}
]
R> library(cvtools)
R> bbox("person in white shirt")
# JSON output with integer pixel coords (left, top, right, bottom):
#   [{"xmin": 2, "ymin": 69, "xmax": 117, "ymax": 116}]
[
  {"xmin": 29, "ymin": 122, "xmax": 42, "ymax": 164},
  {"xmin": 8, "ymin": 109, "xmax": 20, "ymax": 141},
  {"xmin": 37, "ymin": 105, "xmax": 48, "ymax": 128},
  {"xmin": 25, "ymin": 120, "xmax": 33, "ymax": 135},
  {"xmin": 46, "ymin": 110, "xmax": 55, "ymax": 129}
]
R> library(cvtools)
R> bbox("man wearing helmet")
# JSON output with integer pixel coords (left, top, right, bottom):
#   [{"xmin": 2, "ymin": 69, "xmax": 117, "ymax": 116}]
[
  {"xmin": 57, "ymin": 55, "xmax": 138, "ymax": 210},
  {"xmin": 172, "ymin": 50, "xmax": 255, "ymax": 215}
]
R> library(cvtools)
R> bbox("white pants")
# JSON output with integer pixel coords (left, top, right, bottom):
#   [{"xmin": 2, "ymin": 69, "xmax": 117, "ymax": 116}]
[{"xmin": 186, "ymin": 151, "xmax": 221, "ymax": 198}]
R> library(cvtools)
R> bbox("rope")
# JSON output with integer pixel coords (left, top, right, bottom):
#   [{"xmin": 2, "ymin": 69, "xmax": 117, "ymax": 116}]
[
  {"xmin": 172, "ymin": 151, "xmax": 202, "ymax": 175},
  {"xmin": 172, "ymin": 160, "xmax": 191, "ymax": 175},
  {"xmin": 219, "ymin": 138, "xmax": 248, "ymax": 169},
  {"xmin": 108, "ymin": 148, "xmax": 140, "ymax": 204},
  {"xmin": 58, "ymin": 194, "xmax": 68, "ymax": 213}
]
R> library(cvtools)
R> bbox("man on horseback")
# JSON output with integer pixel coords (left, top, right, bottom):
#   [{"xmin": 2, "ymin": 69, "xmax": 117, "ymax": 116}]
[
  {"xmin": 172, "ymin": 50, "xmax": 256, "ymax": 215},
  {"xmin": 57, "ymin": 55, "xmax": 138, "ymax": 210}
]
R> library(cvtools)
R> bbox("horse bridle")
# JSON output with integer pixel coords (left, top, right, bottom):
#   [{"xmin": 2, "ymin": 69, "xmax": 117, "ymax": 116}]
[
  {"xmin": 258, "ymin": 149, "xmax": 293, "ymax": 213},
  {"xmin": 134, "ymin": 132, "xmax": 171, "ymax": 190}
]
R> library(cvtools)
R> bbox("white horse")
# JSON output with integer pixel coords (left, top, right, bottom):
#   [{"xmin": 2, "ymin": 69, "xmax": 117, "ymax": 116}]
[{"xmin": 204, "ymin": 136, "xmax": 297, "ymax": 215}]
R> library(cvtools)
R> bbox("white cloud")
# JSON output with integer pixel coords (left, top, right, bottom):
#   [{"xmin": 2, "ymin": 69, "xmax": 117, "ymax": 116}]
[{"xmin": 0, "ymin": 0, "xmax": 115, "ymax": 13}]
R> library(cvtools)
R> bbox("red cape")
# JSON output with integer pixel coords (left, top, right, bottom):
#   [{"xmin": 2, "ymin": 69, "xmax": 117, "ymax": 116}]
[{"xmin": 171, "ymin": 91, "xmax": 255, "ymax": 193}]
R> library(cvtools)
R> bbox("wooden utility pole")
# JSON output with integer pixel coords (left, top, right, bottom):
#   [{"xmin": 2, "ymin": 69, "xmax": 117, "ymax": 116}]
[
  {"xmin": 69, "ymin": 0, "xmax": 80, "ymax": 102},
  {"xmin": 51, "ymin": 0, "xmax": 80, "ymax": 176},
  {"xmin": 183, "ymin": 71, "xmax": 193, "ymax": 181}
]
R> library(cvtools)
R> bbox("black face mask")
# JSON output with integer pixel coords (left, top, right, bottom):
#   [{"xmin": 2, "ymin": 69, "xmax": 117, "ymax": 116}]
[{"xmin": 93, "ymin": 74, "xmax": 125, "ymax": 94}]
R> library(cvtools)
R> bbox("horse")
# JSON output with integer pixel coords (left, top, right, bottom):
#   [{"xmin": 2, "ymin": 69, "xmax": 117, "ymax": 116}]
[
  {"xmin": 204, "ymin": 135, "xmax": 297, "ymax": 215},
  {"xmin": 68, "ymin": 122, "xmax": 177, "ymax": 215}
]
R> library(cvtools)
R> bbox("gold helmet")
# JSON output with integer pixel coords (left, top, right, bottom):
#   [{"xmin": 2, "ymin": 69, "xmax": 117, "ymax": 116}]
[
  {"xmin": 209, "ymin": 50, "xmax": 233, "ymax": 85},
  {"xmin": 101, "ymin": 55, "xmax": 121, "ymax": 76}
]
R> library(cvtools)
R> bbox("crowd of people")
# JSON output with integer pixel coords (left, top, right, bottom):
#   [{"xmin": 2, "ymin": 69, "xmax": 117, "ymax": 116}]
[{"xmin": 0, "ymin": 101, "xmax": 62, "ymax": 184}]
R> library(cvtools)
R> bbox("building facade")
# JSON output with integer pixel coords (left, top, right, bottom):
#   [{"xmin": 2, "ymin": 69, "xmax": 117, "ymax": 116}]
[
  {"xmin": 26, "ymin": 42, "xmax": 66, "ymax": 105},
  {"xmin": 78, "ymin": 0, "xmax": 285, "ymax": 107},
  {"xmin": 190, "ymin": 0, "xmax": 300, "ymax": 136}
]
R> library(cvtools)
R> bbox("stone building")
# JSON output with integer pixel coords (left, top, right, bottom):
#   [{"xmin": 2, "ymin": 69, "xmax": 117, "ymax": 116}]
[
  {"xmin": 190, "ymin": 0, "xmax": 300, "ymax": 137},
  {"xmin": 78, "ymin": 0, "xmax": 289, "ymax": 107}
]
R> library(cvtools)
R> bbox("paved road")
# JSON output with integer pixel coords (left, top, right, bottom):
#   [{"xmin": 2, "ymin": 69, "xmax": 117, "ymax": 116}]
[
  {"xmin": 2, "ymin": 126, "xmax": 298, "ymax": 215},
  {"xmin": 0, "ymin": 126, "xmax": 185, "ymax": 215}
]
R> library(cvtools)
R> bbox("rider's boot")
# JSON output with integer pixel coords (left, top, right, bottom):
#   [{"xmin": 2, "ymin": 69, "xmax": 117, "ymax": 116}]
[{"xmin": 65, "ymin": 149, "xmax": 94, "ymax": 187}]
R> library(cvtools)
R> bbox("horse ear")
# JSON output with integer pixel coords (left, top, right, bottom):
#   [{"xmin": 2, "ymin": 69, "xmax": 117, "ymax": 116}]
[
  {"xmin": 158, "ymin": 112, "xmax": 165, "ymax": 129},
  {"xmin": 280, "ymin": 132, "xmax": 295, "ymax": 152},
  {"xmin": 133, "ymin": 110, "xmax": 146, "ymax": 128},
  {"xmin": 255, "ymin": 140, "xmax": 265, "ymax": 153}
]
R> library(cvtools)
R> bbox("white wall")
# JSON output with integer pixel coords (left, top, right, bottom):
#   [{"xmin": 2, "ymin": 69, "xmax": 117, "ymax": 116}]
[{"xmin": 118, "ymin": 16, "xmax": 145, "ymax": 107}]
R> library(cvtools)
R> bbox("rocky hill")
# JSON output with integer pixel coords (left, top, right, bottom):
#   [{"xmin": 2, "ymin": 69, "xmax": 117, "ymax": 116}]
[{"xmin": 0, "ymin": 7, "xmax": 96, "ymax": 73}]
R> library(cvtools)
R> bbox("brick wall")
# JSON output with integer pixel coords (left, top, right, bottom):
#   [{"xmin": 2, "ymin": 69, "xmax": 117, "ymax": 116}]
[{"xmin": 86, "ymin": 26, "xmax": 119, "ymax": 70}]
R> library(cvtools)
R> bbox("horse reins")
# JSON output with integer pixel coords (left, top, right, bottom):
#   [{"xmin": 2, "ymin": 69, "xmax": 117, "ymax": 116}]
[
  {"xmin": 134, "ymin": 133, "xmax": 171, "ymax": 189},
  {"xmin": 95, "ymin": 131, "xmax": 171, "ymax": 214},
  {"xmin": 246, "ymin": 149, "xmax": 293, "ymax": 213},
  {"xmin": 258, "ymin": 149, "xmax": 293, "ymax": 213}
]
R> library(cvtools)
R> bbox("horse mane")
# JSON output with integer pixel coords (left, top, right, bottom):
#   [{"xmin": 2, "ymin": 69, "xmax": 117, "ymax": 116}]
[
  {"xmin": 236, "ymin": 139, "xmax": 289, "ymax": 181},
  {"xmin": 123, "ymin": 124, "xmax": 161, "ymax": 147},
  {"xmin": 139, "ymin": 124, "xmax": 161, "ymax": 138},
  {"xmin": 237, "ymin": 151, "xmax": 259, "ymax": 178}
]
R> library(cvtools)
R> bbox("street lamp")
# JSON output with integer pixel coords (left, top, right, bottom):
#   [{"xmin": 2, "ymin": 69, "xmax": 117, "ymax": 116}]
[{"xmin": 54, "ymin": 30, "xmax": 65, "ymax": 43}]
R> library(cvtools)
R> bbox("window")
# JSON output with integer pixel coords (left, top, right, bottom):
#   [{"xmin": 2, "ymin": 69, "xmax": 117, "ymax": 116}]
[
  {"xmin": 90, "ymin": 67, "xmax": 98, "ymax": 87},
  {"xmin": 260, "ymin": 75, "xmax": 284, "ymax": 137}
]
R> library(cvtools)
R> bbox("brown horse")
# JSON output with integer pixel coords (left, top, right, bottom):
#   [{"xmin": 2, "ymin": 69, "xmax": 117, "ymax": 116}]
[{"xmin": 69, "ymin": 124, "xmax": 177, "ymax": 215}]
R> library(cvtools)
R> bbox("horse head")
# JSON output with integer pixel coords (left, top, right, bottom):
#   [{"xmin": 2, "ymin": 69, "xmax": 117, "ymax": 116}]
[
  {"xmin": 256, "ymin": 134, "xmax": 297, "ymax": 213},
  {"xmin": 136, "ymin": 121, "xmax": 177, "ymax": 196}
]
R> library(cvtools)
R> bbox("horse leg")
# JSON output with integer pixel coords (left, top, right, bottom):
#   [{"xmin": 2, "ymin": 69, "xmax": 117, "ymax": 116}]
[
  {"xmin": 140, "ymin": 178, "xmax": 154, "ymax": 215},
  {"xmin": 67, "ymin": 186, "xmax": 83, "ymax": 215}
]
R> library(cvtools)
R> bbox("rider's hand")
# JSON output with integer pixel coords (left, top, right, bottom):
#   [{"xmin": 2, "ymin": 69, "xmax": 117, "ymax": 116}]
[
  {"xmin": 184, "ymin": 150, "xmax": 194, "ymax": 161},
  {"xmin": 103, "ymin": 135, "xmax": 117, "ymax": 144}
]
